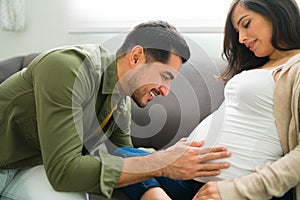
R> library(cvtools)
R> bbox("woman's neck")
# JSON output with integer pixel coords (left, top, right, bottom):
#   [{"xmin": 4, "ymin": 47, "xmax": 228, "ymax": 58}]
[{"xmin": 262, "ymin": 49, "xmax": 300, "ymax": 69}]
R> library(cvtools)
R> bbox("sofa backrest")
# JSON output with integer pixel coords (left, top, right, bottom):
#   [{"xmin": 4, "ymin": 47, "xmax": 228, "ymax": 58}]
[
  {"xmin": 0, "ymin": 40, "xmax": 226, "ymax": 150},
  {"xmin": 0, "ymin": 53, "xmax": 39, "ymax": 83}
]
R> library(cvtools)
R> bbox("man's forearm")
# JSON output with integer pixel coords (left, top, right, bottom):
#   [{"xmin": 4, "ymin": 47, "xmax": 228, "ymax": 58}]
[
  {"xmin": 115, "ymin": 141, "xmax": 231, "ymax": 188},
  {"xmin": 115, "ymin": 152, "xmax": 164, "ymax": 188}
]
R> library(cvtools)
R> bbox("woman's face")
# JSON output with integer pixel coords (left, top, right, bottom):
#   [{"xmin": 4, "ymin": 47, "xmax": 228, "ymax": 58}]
[{"xmin": 231, "ymin": 4, "xmax": 275, "ymax": 58}]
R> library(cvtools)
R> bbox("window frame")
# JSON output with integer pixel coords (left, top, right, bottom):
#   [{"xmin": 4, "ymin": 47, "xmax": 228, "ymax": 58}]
[{"xmin": 68, "ymin": 0, "xmax": 300, "ymax": 34}]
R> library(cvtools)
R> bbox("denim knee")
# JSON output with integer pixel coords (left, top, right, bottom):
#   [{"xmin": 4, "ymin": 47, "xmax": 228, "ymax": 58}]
[
  {"xmin": 113, "ymin": 146, "xmax": 151, "ymax": 158},
  {"xmin": 113, "ymin": 147, "xmax": 161, "ymax": 200}
]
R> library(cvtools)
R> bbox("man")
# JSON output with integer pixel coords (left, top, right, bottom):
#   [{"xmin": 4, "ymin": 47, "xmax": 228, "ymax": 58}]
[{"xmin": 0, "ymin": 21, "xmax": 230, "ymax": 199}]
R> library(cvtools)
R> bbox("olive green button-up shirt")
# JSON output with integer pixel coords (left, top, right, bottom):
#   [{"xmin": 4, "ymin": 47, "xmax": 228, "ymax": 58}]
[{"xmin": 0, "ymin": 44, "xmax": 133, "ymax": 198}]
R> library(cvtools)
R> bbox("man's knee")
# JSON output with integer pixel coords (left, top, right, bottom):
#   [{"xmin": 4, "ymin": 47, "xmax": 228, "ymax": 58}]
[
  {"xmin": 113, "ymin": 147, "xmax": 150, "ymax": 158},
  {"xmin": 1, "ymin": 165, "xmax": 88, "ymax": 200}
]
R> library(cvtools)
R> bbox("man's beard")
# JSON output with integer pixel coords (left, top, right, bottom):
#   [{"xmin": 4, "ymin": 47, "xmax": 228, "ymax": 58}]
[{"xmin": 131, "ymin": 88, "xmax": 147, "ymax": 108}]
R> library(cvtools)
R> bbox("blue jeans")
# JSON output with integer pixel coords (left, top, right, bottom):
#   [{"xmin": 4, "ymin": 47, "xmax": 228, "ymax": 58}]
[{"xmin": 113, "ymin": 147, "xmax": 294, "ymax": 200}]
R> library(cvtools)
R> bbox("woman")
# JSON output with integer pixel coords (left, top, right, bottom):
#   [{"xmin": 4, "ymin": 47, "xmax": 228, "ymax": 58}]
[
  {"xmin": 115, "ymin": 0, "xmax": 300, "ymax": 199},
  {"xmin": 193, "ymin": 0, "xmax": 300, "ymax": 199}
]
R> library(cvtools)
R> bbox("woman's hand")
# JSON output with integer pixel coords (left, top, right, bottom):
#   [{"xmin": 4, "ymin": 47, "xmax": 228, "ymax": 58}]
[{"xmin": 192, "ymin": 181, "xmax": 222, "ymax": 200}]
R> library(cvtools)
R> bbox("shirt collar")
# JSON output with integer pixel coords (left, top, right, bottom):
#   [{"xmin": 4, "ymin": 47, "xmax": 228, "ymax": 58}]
[
  {"xmin": 101, "ymin": 55, "xmax": 125, "ymax": 106},
  {"xmin": 102, "ymin": 55, "xmax": 119, "ymax": 95}
]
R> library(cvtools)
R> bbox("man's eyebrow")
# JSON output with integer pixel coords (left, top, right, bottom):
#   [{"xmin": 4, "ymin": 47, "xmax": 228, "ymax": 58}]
[{"xmin": 163, "ymin": 71, "xmax": 174, "ymax": 80}]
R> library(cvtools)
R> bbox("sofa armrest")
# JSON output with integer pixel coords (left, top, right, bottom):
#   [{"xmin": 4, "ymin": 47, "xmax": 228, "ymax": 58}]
[{"xmin": 0, "ymin": 53, "xmax": 39, "ymax": 84}]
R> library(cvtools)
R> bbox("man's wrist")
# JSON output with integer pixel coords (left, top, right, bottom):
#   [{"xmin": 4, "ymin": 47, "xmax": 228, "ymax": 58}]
[{"xmin": 142, "ymin": 151, "xmax": 167, "ymax": 177}]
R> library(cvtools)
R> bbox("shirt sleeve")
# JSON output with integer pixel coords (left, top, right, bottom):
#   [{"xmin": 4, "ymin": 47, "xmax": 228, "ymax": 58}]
[{"xmin": 31, "ymin": 49, "xmax": 124, "ymax": 198}]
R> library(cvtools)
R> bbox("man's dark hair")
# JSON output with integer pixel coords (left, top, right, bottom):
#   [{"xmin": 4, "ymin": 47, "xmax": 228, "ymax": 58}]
[{"xmin": 116, "ymin": 20, "xmax": 190, "ymax": 64}]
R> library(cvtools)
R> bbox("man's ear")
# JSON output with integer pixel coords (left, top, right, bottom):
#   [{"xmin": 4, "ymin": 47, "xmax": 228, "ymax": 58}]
[{"xmin": 129, "ymin": 45, "xmax": 145, "ymax": 67}]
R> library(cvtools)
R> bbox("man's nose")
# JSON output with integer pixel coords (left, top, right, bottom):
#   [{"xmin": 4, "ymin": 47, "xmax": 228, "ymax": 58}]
[{"xmin": 159, "ymin": 85, "xmax": 170, "ymax": 96}]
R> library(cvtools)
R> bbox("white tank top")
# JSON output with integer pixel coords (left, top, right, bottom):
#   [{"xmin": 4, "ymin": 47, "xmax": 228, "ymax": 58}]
[{"xmin": 188, "ymin": 66, "xmax": 284, "ymax": 182}]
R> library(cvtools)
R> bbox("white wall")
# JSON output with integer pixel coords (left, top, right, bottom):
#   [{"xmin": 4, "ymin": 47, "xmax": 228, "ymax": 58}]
[{"xmin": 0, "ymin": 0, "xmax": 224, "ymax": 61}]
